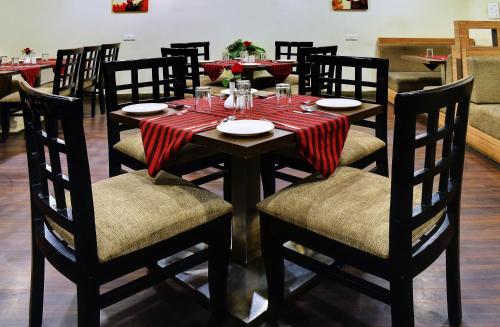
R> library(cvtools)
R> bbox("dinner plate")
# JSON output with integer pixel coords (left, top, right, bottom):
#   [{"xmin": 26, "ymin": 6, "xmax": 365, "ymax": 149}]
[
  {"xmin": 220, "ymin": 88, "xmax": 258, "ymax": 96},
  {"xmin": 276, "ymin": 59, "xmax": 296, "ymax": 63},
  {"xmin": 241, "ymin": 63, "xmax": 260, "ymax": 66},
  {"xmin": 122, "ymin": 103, "xmax": 168, "ymax": 115},
  {"xmin": 216, "ymin": 120, "xmax": 274, "ymax": 136},
  {"xmin": 315, "ymin": 98, "xmax": 362, "ymax": 110}
]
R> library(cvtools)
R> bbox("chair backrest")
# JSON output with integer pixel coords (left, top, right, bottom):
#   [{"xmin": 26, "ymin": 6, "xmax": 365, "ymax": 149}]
[
  {"xmin": 310, "ymin": 55, "xmax": 389, "ymax": 141},
  {"xmin": 103, "ymin": 56, "xmax": 186, "ymax": 113},
  {"xmin": 297, "ymin": 46, "xmax": 338, "ymax": 95},
  {"xmin": 19, "ymin": 80, "xmax": 98, "ymax": 266},
  {"xmin": 52, "ymin": 48, "xmax": 83, "ymax": 97},
  {"xmin": 97, "ymin": 43, "xmax": 120, "ymax": 83},
  {"xmin": 170, "ymin": 41, "xmax": 210, "ymax": 60},
  {"xmin": 77, "ymin": 45, "xmax": 101, "ymax": 97},
  {"xmin": 389, "ymin": 76, "xmax": 474, "ymax": 263},
  {"xmin": 161, "ymin": 47, "xmax": 200, "ymax": 96},
  {"xmin": 275, "ymin": 41, "xmax": 314, "ymax": 74}
]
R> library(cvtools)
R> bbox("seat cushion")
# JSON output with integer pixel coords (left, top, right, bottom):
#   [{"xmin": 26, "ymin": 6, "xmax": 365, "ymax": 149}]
[
  {"xmin": 51, "ymin": 170, "xmax": 232, "ymax": 263},
  {"xmin": 388, "ymin": 72, "xmax": 441, "ymax": 92},
  {"xmin": 273, "ymin": 130, "xmax": 385, "ymax": 166},
  {"xmin": 113, "ymin": 130, "xmax": 219, "ymax": 166},
  {"xmin": 257, "ymin": 167, "xmax": 443, "ymax": 259},
  {"xmin": 0, "ymin": 86, "xmax": 72, "ymax": 103},
  {"xmin": 467, "ymin": 56, "xmax": 500, "ymax": 104},
  {"xmin": 469, "ymin": 103, "xmax": 500, "ymax": 139}
]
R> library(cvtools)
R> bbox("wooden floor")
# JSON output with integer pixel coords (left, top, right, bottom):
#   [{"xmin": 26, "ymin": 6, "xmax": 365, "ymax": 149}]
[{"xmin": 0, "ymin": 103, "xmax": 499, "ymax": 327}]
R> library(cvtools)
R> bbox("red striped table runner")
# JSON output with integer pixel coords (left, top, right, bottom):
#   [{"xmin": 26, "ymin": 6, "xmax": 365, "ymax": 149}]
[
  {"xmin": 0, "ymin": 60, "xmax": 57, "ymax": 87},
  {"xmin": 201, "ymin": 60, "xmax": 294, "ymax": 82},
  {"xmin": 140, "ymin": 95, "xmax": 349, "ymax": 177}
]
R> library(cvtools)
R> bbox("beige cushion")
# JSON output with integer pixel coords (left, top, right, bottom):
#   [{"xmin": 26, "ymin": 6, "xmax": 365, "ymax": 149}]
[
  {"xmin": 283, "ymin": 74, "xmax": 299, "ymax": 85},
  {"xmin": 113, "ymin": 130, "xmax": 219, "ymax": 166},
  {"xmin": 388, "ymin": 72, "xmax": 441, "ymax": 92},
  {"xmin": 377, "ymin": 44, "xmax": 451, "ymax": 72},
  {"xmin": 273, "ymin": 130, "xmax": 385, "ymax": 166},
  {"xmin": 0, "ymin": 86, "xmax": 72, "ymax": 103},
  {"xmin": 467, "ymin": 56, "xmax": 500, "ymax": 104},
  {"xmin": 50, "ymin": 170, "xmax": 232, "ymax": 263},
  {"xmin": 257, "ymin": 166, "xmax": 443, "ymax": 259},
  {"xmin": 469, "ymin": 103, "xmax": 500, "ymax": 139}
]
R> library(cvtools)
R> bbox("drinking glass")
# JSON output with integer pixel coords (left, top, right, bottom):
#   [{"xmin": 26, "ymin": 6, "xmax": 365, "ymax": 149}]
[
  {"xmin": 42, "ymin": 53, "xmax": 49, "ymax": 62},
  {"xmin": 241, "ymin": 50, "xmax": 249, "ymax": 63},
  {"xmin": 222, "ymin": 50, "xmax": 229, "ymax": 61},
  {"xmin": 257, "ymin": 52, "xmax": 266, "ymax": 62},
  {"xmin": 275, "ymin": 83, "xmax": 292, "ymax": 108},
  {"xmin": 248, "ymin": 55, "xmax": 256, "ymax": 63},
  {"xmin": 195, "ymin": 86, "xmax": 211, "ymax": 111},
  {"xmin": 0, "ymin": 56, "xmax": 7, "ymax": 64},
  {"xmin": 426, "ymin": 48, "xmax": 434, "ymax": 58},
  {"xmin": 234, "ymin": 89, "xmax": 251, "ymax": 118},
  {"xmin": 236, "ymin": 80, "xmax": 252, "ymax": 107},
  {"xmin": 12, "ymin": 57, "xmax": 19, "ymax": 65}
]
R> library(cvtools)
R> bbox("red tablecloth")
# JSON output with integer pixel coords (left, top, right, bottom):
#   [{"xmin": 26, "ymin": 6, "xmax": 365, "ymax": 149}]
[
  {"xmin": 0, "ymin": 60, "xmax": 57, "ymax": 87},
  {"xmin": 140, "ymin": 95, "xmax": 349, "ymax": 178},
  {"xmin": 201, "ymin": 60, "xmax": 293, "ymax": 82}
]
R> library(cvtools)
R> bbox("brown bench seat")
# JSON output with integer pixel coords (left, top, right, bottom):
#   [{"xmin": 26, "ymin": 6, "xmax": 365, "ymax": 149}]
[{"xmin": 388, "ymin": 71, "xmax": 441, "ymax": 92}]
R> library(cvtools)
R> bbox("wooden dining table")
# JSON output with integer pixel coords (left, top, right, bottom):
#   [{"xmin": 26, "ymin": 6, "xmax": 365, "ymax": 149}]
[
  {"xmin": 200, "ymin": 59, "xmax": 297, "ymax": 82},
  {"xmin": 401, "ymin": 55, "xmax": 448, "ymax": 84},
  {"xmin": 109, "ymin": 96, "xmax": 383, "ymax": 324}
]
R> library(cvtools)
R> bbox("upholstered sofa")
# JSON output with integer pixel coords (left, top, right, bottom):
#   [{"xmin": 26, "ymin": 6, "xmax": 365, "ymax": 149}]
[
  {"xmin": 376, "ymin": 38, "xmax": 455, "ymax": 103},
  {"xmin": 449, "ymin": 56, "xmax": 500, "ymax": 163}
]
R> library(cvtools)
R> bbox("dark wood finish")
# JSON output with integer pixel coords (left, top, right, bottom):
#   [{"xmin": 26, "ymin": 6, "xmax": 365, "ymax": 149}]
[
  {"xmin": 161, "ymin": 47, "xmax": 200, "ymax": 96},
  {"xmin": 170, "ymin": 42, "xmax": 210, "ymax": 76},
  {"xmin": 261, "ymin": 55, "xmax": 390, "ymax": 198},
  {"xmin": 275, "ymin": 41, "xmax": 314, "ymax": 74},
  {"xmin": 77, "ymin": 45, "xmax": 102, "ymax": 117},
  {"xmin": 17, "ymin": 81, "xmax": 232, "ymax": 326},
  {"xmin": 260, "ymin": 76, "xmax": 475, "ymax": 327},
  {"xmin": 102, "ymin": 57, "xmax": 231, "ymax": 198},
  {"xmin": 95, "ymin": 43, "xmax": 120, "ymax": 116},
  {"xmin": 2, "ymin": 95, "xmax": 499, "ymax": 326},
  {"xmin": 297, "ymin": 46, "xmax": 338, "ymax": 95},
  {"xmin": 1, "ymin": 48, "xmax": 83, "ymax": 142}
]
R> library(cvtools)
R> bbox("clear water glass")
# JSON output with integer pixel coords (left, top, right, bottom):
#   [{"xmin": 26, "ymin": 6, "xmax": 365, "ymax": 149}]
[
  {"xmin": 0, "ymin": 56, "xmax": 7, "ymax": 64},
  {"xmin": 12, "ymin": 57, "xmax": 19, "ymax": 65},
  {"xmin": 426, "ymin": 48, "xmax": 434, "ymax": 57},
  {"xmin": 222, "ymin": 50, "xmax": 229, "ymax": 61},
  {"xmin": 42, "ymin": 53, "xmax": 49, "ymax": 62},
  {"xmin": 241, "ymin": 50, "xmax": 249, "ymax": 63},
  {"xmin": 275, "ymin": 83, "xmax": 292, "ymax": 108},
  {"xmin": 236, "ymin": 80, "xmax": 252, "ymax": 107},
  {"xmin": 195, "ymin": 86, "xmax": 211, "ymax": 111},
  {"xmin": 234, "ymin": 89, "xmax": 251, "ymax": 118},
  {"xmin": 257, "ymin": 52, "xmax": 266, "ymax": 62}
]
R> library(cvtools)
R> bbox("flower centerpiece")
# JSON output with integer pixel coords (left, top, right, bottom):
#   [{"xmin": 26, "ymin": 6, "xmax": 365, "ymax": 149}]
[
  {"xmin": 226, "ymin": 39, "xmax": 266, "ymax": 59},
  {"xmin": 222, "ymin": 63, "xmax": 244, "ymax": 109},
  {"xmin": 21, "ymin": 48, "xmax": 34, "ymax": 63}
]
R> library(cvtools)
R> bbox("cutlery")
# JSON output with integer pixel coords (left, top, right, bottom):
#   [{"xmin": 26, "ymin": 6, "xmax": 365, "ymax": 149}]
[
  {"xmin": 168, "ymin": 103, "xmax": 191, "ymax": 109},
  {"xmin": 259, "ymin": 118, "xmax": 300, "ymax": 130},
  {"xmin": 184, "ymin": 120, "xmax": 219, "ymax": 131},
  {"xmin": 147, "ymin": 109, "xmax": 188, "ymax": 121}
]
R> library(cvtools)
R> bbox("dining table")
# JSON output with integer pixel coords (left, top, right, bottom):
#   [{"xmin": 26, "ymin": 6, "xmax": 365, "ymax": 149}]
[
  {"xmin": 401, "ymin": 55, "xmax": 449, "ymax": 84},
  {"xmin": 109, "ymin": 95, "xmax": 382, "ymax": 324},
  {"xmin": 0, "ymin": 60, "xmax": 57, "ymax": 87}
]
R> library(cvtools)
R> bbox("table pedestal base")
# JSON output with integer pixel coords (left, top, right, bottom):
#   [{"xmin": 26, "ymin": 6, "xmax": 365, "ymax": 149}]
[{"xmin": 160, "ymin": 242, "xmax": 333, "ymax": 326}]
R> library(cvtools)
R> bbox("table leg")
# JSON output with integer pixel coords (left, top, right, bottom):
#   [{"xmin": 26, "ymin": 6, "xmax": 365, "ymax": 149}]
[{"xmin": 440, "ymin": 64, "xmax": 447, "ymax": 85}]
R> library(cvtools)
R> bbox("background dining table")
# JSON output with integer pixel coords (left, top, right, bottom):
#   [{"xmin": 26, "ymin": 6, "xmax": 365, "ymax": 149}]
[
  {"xmin": 110, "ymin": 96, "xmax": 382, "ymax": 324},
  {"xmin": 401, "ymin": 54, "xmax": 449, "ymax": 84}
]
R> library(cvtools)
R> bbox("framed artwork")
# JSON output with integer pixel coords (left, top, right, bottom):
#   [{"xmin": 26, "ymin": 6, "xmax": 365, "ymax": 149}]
[
  {"xmin": 113, "ymin": 0, "xmax": 149, "ymax": 13},
  {"xmin": 333, "ymin": 0, "xmax": 368, "ymax": 10}
]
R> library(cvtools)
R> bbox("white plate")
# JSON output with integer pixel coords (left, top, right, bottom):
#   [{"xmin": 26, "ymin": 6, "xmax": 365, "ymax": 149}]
[
  {"xmin": 276, "ymin": 59, "xmax": 296, "ymax": 63},
  {"xmin": 315, "ymin": 98, "xmax": 362, "ymax": 110},
  {"xmin": 241, "ymin": 63, "xmax": 260, "ymax": 66},
  {"xmin": 122, "ymin": 103, "xmax": 168, "ymax": 115},
  {"xmin": 217, "ymin": 120, "xmax": 274, "ymax": 137},
  {"xmin": 220, "ymin": 88, "xmax": 258, "ymax": 96}
]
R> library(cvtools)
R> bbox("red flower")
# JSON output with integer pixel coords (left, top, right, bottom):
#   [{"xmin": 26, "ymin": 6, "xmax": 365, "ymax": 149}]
[
  {"xmin": 24, "ymin": 48, "xmax": 32, "ymax": 55},
  {"xmin": 243, "ymin": 41, "xmax": 252, "ymax": 47},
  {"xmin": 231, "ymin": 62, "xmax": 243, "ymax": 75}
]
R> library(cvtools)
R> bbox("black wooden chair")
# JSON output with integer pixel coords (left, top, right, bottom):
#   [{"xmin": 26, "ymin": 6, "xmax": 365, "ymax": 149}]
[
  {"xmin": 261, "ymin": 55, "xmax": 390, "ymax": 197},
  {"xmin": 0, "ymin": 47, "xmax": 83, "ymax": 142},
  {"xmin": 103, "ymin": 57, "xmax": 231, "ymax": 200},
  {"xmin": 275, "ymin": 41, "xmax": 314, "ymax": 75},
  {"xmin": 297, "ymin": 46, "xmax": 338, "ymax": 95},
  {"xmin": 170, "ymin": 42, "xmax": 210, "ymax": 76},
  {"xmin": 95, "ymin": 43, "xmax": 120, "ymax": 116},
  {"xmin": 257, "ymin": 76, "xmax": 474, "ymax": 327},
  {"xmin": 19, "ymin": 80, "xmax": 232, "ymax": 327},
  {"xmin": 161, "ymin": 47, "xmax": 200, "ymax": 97},
  {"xmin": 77, "ymin": 45, "xmax": 101, "ymax": 117}
]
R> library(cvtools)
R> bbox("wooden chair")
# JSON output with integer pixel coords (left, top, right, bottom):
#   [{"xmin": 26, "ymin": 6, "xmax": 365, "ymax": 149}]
[
  {"xmin": 170, "ymin": 42, "xmax": 210, "ymax": 76},
  {"xmin": 161, "ymin": 47, "xmax": 200, "ymax": 96},
  {"xmin": 257, "ymin": 75, "xmax": 474, "ymax": 327},
  {"xmin": 77, "ymin": 45, "xmax": 101, "ymax": 117},
  {"xmin": 261, "ymin": 55, "xmax": 389, "ymax": 197},
  {"xmin": 275, "ymin": 41, "xmax": 314, "ymax": 75},
  {"xmin": 297, "ymin": 45, "xmax": 338, "ymax": 95},
  {"xmin": 103, "ymin": 57, "xmax": 231, "ymax": 200},
  {"xmin": 0, "ymin": 47, "xmax": 83, "ymax": 142},
  {"xmin": 18, "ymin": 80, "xmax": 232, "ymax": 327},
  {"xmin": 95, "ymin": 43, "xmax": 120, "ymax": 115}
]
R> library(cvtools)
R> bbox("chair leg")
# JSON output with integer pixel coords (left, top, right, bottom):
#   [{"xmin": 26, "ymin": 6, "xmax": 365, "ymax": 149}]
[
  {"xmin": 91, "ymin": 91, "xmax": 97, "ymax": 117},
  {"xmin": 390, "ymin": 277, "xmax": 415, "ymax": 327},
  {"xmin": 1, "ymin": 107, "xmax": 11, "ymax": 143},
  {"xmin": 76, "ymin": 279, "xmax": 100, "ymax": 327},
  {"xmin": 446, "ymin": 233, "xmax": 462, "ymax": 326},
  {"xmin": 375, "ymin": 147, "xmax": 389, "ymax": 177},
  {"xmin": 261, "ymin": 155, "xmax": 277, "ymax": 198},
  {"xmin": 207, "ymin": 216, "xmax": 231, "ymax": 323},
  {"xmin": 222, "ymin": 156, "xmax": 232, "ymax": 203},
  {"xmin": 261, "ymin": 214, "xmax": 285, "ymax": 323},
  {"xmin": 98, "ymin": 86, "xmax": 106, "ymax": 115},
  {"xmin": 29, "ymin": 242, "xmax": 45, "ymax": 327}
]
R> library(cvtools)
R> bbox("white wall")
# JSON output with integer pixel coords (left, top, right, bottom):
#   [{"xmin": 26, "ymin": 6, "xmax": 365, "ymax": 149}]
[
  {"xmin": 469, "ymin": 0, "xmax": 500, "ymax": 19},
  {"xmin": 0, "ymin": 0, "xmax": 470, "ymax": 60}
]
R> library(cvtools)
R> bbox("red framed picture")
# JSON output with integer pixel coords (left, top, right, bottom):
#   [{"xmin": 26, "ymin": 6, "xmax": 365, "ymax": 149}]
[
  {"xmin": 112, "ymin": 0, "xmax": 149, "ymax": 13},
  {"xmin": 333, "ymin": 0, "xmax": 368, "ymax": 10}
]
